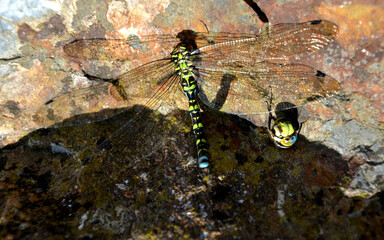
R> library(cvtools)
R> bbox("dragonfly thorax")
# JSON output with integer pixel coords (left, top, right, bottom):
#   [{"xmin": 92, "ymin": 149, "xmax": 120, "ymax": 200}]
[{"xmin": 171, "ymin": 46, "xmax": 196, "ymax": 76}]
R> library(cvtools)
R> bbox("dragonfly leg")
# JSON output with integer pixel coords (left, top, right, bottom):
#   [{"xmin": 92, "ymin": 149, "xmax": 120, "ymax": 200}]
[{"xmin": 266, "ymin": 86, "xmax": 276, "ymax": 129}]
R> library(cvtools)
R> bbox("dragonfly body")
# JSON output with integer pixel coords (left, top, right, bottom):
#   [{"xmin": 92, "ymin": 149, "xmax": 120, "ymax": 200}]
[{"xmin": 171, "ymin": 45, "xmax": 209, "ymax": 168}]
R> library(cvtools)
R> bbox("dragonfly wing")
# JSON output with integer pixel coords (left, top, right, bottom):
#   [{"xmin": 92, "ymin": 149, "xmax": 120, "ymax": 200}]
[
  {"xmin": 34, "ymin": 80, "xmax": 118, "ymax": 126},
  {"xmin": 196, "ymin": 20, "xmax": 338, "ymax": 65},
  {"xmin": 133, "ymin": 31, "xmax": 257, "ymax": 50},
  {"xmin": 64, "ymin": 38, "xmax": 179, "ymax": 62},
  {"xmin": 194, "ymin": 32, "xmax": 256, "ymax": 46},
  {"xmin": 63, "ymin": 30, "xmax": 274, "ymax": 64},
  {"xmin": 64, "ymin": 20, "xmax": 337, "ymax": 64},
  {"xmin": 197, "ymin": 68, "xmax": 264, "ymax": 115},
  {"xmin": 63, "ymin": 32, "xmax": 255, "ymax": 62},
  {"xmin": 197, "ymin": 61, "xmax": 340, "ymax": 115},
  {"xmin": 89, "ymin": 59, "xmax": 189, "ymax": 160},
  {"xmin": 34, "ymin": 59, "xmax": 180, "ymax": 126},
  {"xmin": 257, "ymin": 20, "xmax": 339, "ymax": 62}
]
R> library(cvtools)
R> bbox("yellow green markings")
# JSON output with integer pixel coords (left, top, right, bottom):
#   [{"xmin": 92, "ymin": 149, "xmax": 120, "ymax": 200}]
[
  {"xmin": 183, "ymin": 84, "xmax": 195, "ymax": 92},
  {"xmin": 274, "ymin": 121, "xmax": 294, "ymax": 137}
]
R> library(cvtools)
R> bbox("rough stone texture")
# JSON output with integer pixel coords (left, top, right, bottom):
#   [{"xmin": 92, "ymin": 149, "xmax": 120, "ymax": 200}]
[{"xmin": 0, "ymin": 0, "xmax": 384, "ymax": 238}]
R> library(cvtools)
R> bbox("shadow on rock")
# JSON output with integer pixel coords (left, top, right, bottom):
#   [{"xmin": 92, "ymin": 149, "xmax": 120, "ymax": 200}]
[{"xmin": 1, "ymin": 106, "xmax": 382, "ymax": 239}]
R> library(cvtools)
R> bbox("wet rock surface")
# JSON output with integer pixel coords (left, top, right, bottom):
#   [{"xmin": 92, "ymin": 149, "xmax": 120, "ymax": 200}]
[{"xmin": 1, "ymin": 0, "xmax": 384, "ymax": 238}]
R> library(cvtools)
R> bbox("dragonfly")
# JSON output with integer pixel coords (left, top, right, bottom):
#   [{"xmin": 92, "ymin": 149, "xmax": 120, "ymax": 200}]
[{"xmin": 36, "ymin": 20, "xmax": 339, "ymax": 168}]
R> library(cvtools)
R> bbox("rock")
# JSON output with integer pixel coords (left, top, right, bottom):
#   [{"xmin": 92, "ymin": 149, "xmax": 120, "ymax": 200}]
[{"xmin": 1, "ymin": 0, "xmax": 384, "ymax": 238}]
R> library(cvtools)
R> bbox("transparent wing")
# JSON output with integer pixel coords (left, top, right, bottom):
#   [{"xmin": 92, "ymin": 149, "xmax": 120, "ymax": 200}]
[
  {"xmin": 196, "ymin": 61, "xmax": 340, "ymax": 115},
  {"xmin": 63, "ymin": 32, "xmax": 256, "ymax": 62},
  {"xmin": 64, "ymin": 38, "xmax": 177, "ymax": 62},
  {"xmin": 78, "ymin": 59, "xmax": 190, "ymax": 162},
  {"xmin": 34, "ymin": 59, "xmax": 182, "ymax": 126},
  {"xmin": 196, "ymin": 20, "xmax": 338, "ymax": 64},
  {"xmin": 34, "ymin": 81, "xmax": 114, "ymax": 126},
  {"xmin": 64, "ymin": 20, "xmax": 338, "ymax": 64}
]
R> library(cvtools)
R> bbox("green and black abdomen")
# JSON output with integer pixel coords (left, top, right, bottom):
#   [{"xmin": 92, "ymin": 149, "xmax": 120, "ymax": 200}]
[{"xmin": 181, "ymin": 77, "xmax": 209, "ymax": 168}]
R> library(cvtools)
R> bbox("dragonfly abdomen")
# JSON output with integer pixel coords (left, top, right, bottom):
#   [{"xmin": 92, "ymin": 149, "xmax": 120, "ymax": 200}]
[{"xmin": 181, "ymin": 76, "xmax": 209, "ymax": 168}]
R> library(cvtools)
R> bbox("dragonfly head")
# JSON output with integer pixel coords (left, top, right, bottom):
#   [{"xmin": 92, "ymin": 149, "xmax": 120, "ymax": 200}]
[
  {"xmin": 268, "ymin": 118, "xmax": 299, "ymax": 148},
  {"xmin": 176, "ymin": 30, "xmax": 198, "ymax": 51}
]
